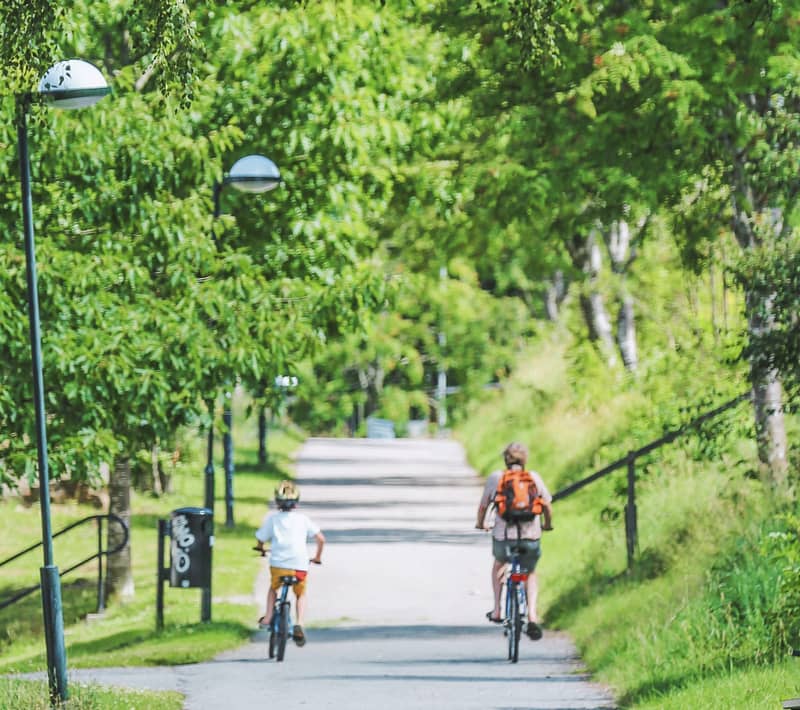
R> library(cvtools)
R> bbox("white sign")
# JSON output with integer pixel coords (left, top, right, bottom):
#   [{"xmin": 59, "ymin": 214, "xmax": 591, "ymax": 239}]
[{"xmin": 274, "ymin": 375, "xmax": 299, "ymax": 388}]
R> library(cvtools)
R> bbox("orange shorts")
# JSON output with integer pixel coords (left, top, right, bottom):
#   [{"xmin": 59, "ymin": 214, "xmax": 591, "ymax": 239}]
[{"xmin": 269, "ymin": 567, "xmax": 308, "ymax": 596}]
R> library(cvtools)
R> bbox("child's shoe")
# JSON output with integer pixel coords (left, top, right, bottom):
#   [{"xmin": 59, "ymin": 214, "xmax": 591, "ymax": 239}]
[{"xmin": 292, "ymin": 625, "xmax": 306, "ymax": 646}]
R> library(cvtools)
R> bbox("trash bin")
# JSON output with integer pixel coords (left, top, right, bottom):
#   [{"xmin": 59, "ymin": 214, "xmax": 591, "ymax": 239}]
[{"xmin": 169, "ymin": 507, "xmax": 213, "ymax": 589}]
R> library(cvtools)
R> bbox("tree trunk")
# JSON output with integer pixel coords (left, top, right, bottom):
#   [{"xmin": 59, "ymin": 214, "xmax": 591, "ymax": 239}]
[
  {"xmin": 746, "ymin": 288, "xmax": 789, "ymax": 488},
  {"xmin": 150, "ymin": 444, "xmax": 163, "ymax": 497},
  {"xmin": 617, "ymin": 295, "xmax": 638, "ymax": 372},
  {"xmin": 580, "ymin": 292, "xmax": 616, "ymax": 359},
  {"xmin": 710, "ymin": 259, "xmax": 719, "ymax": 346},
  {"xmin": 602, "ymin": 219, "xmax": 639, "ymax": 373},
  {"xmin": 107, "ymin": 456, "xmax": 134, "ymax": 600},
  {"xmin": 258, "ymin": 405, "xmax": 268, "ymax": 466},
  {"xmin": 544, "ymin": 270, "xmax": 566, "ymax": 322},
  {"xmin": 570, "ymin": 230, "xmax": 617, "ymax": 366},
  {"xmin": 730, "ymin": 171, "xmax": 789, "ymax": 490},
  {"xmin": 606, "ymin": 220, "xmax": 631, "ymax": 273},
  {"xmin": 159, "ymin": 454, "xmax": 173, "ymax": 495}
]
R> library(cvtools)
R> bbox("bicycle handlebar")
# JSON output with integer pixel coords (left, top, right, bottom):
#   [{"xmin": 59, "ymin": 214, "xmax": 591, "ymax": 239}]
[{"xmin": 253, "ymin": 546, "xmax": 323, "ymax": 565}]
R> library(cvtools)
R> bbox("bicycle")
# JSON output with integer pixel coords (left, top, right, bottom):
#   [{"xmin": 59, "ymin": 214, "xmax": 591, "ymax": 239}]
[
  {"xmin": 499, "ymin": 524, "xmax": 552, "ymax": 663},
  {"xmin": 503, "ymin": 540, "xmax": 529, "ymax": 664},
  {"xmin": 255, "ymin": 548, "xmax": 320, "ymax": 662},
  {"xmin": 269, "ymin": 573, "xmax": 299, "ymax": 662}
]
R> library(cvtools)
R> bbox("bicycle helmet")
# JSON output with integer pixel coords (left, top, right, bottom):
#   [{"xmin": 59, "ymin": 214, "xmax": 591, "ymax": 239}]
[
  {"xmin": 274, "ymin": 480, "xmax": 300, "ymax": 510},
  {"xmin": 502, "ymin": 441, "xmax": 528, "ymax": 468}
]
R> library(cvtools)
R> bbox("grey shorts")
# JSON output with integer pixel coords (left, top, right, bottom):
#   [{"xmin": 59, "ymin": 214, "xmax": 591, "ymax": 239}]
[{"xmin": 492, "ymin": 538, "xmax": 541, "ymax": 573}]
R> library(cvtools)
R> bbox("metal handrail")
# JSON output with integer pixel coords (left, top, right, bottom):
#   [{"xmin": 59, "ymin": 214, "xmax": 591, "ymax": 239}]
[
  {"xmin": 550, "ymin": 392, "xmax": 751, "ymax": 570},
  {"xmin": 552, "ymin": 393, "xmax": 750, "ymax": 502},
  {"xmin": 0, "ymin": 513, "xmax": 129, "ymax": 613}
]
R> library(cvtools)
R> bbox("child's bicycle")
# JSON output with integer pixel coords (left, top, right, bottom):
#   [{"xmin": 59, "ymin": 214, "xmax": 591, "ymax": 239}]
[{"xmin": 255, "ymin": 547, "xmax": 320, "ymax": 662}]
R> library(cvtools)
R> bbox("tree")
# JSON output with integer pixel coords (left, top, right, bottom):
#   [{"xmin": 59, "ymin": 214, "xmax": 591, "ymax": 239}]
[{"xmin": 489, "ymin": 0, "xmax": 800, "ymax": 488}]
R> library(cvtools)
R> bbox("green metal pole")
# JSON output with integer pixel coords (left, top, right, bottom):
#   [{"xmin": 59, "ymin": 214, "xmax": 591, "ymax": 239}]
[
  {"xmin": 204, "ymin": 399, "xmax": 215, "ymax": 514},
  {"xmin": 156, "ymin": 520, "xmax": 166, "ymax": 630},
  {"xmin": 436, "ymin": 265, "xmax": 447, "ymax": 430},
  {"xmin": 223, "ymin": 401, "xmax": 234, "ymax": 528},
  {"xmin": 202, "ymin": 398, "xmax": 214, "ymax": 623},
  {"xmin": 625, "ymin": 452, "xmax": 638, "ymax": 572},
  {"xmin": 17, "ymin": 96, "xmax": 68, "ymax": 704},
  {"xmin": 258, "ymin": 405, "xmax": 268, "ymax": 466},
  {"xmin": 211, "ymin": 182, "xmax": 235, "ymax": 529}
]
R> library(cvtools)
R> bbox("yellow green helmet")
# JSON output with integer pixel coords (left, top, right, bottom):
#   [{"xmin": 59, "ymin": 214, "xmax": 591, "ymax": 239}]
[{"xmin": 275, "ymin": 480, "xmax": 300, "ymax": 509}]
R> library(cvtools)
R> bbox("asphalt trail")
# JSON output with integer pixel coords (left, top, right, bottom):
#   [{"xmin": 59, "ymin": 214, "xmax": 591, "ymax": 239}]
[{"xmin": 22, "ymin": 438, "xmax": 616, "ymax": 709}]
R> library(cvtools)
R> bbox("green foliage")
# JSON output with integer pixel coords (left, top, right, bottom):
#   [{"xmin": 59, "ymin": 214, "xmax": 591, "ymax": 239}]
[
  {"xmin": 456, "ymin": 275, "xmax": 799, "ymax": 706},
  {"xmin": 737, "ymin": 234, "xmax": 800, "ymax": 399},
  {"xmin": 502, "ymin": 0, "xmax": 564, "ymax": 69},
  {"xmin": 0, "ymin": 395, "xmax": 299, "ymax": 672},
  {"xmin": 0, "ymin": 0, "xmax": 435, "ymax": 484},
  {"xmin": 763, "ymin": 513, "xmax": 800, "ymax": 651},
  {"xmin": 291, "ymin": 264, "xmax": 531, "ymax": 433}
]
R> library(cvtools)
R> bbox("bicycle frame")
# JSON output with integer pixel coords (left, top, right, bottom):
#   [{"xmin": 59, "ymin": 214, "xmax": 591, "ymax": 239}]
[
  {"xmin": 268, "ymin": 576, "xmax": 296, "ymax": 662},
  {"xmin": 505, "ymin": 561, "xmax": 528, "ymax": 616},
  {"xmin": 272, "ymin": 581, "xmax": 293, "ymax": 631}
]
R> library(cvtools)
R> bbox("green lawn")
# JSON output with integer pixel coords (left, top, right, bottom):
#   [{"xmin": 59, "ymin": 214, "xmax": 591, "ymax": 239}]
[
  {"xmin": 0, "ymin": 394, "xmax": 304, "ymax": 707},
  {"xmin": 0, "ymin": 678, "xmax": 183, "ymax": 710}
]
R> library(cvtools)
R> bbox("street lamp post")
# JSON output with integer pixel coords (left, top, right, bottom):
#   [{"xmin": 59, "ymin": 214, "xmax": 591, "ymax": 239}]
[
  {"xmin": 16, "ymin": 59, "xmax": 110, "ymax": 705},
  {"xmin": 436, "ymin": 265, "xmax": 448, "ymax": 431},
  {"xmin": 202, "ymin": 155, "xmax": 280, "ymax": 619}
]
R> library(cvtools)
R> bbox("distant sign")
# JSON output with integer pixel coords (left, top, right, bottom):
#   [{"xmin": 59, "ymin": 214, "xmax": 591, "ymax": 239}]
[{"xmin": 274, "ymin": 375, "xmax": 299, "ymax": 388}]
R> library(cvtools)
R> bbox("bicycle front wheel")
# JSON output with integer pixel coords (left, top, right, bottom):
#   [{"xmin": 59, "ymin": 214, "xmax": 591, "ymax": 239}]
[
  {"xmin": 268, "ymin": 628, "xmax": 277, "ymax": 659},
  {"xmin": 508, "ymin": 583, "xmax": 521, "ymax": 663},
  {"xmin": 276, "ymin": 601, "xmax": 290, "ymax": 662}
]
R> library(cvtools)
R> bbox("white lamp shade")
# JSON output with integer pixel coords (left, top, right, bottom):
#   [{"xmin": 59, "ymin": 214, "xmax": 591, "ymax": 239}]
[
  {"xmin": 38, "ymin": 59, "xmax": 110, "ymax": 110},
  {"xmin": 226, "ymin": 155, "xmax": 281, "ymax": 193}
]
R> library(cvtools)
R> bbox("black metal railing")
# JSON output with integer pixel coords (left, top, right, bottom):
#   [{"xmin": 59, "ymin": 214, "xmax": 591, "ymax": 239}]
[
  {"xmin": 0, "ymin": 513, "xmax": 129, "ymax": 613},
  {"xmin": 551, "ymin": 392, "xmax": 751, "ymax": 570}
]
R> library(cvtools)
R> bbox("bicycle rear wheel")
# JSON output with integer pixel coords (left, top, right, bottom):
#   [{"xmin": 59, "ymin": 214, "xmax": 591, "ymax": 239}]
[
  {"xmin": 512, "ymin": 585, "xmax": 524, "ymax": 662},
  {"xmin": 276, "ymin": 601, "xmax": 290, "ymax": 662}
]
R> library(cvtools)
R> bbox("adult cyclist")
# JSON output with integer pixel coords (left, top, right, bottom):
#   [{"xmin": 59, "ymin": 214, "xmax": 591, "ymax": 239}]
[{"xmin": 475, "ymin": 442, "xmax": 553, "ymax": 640}]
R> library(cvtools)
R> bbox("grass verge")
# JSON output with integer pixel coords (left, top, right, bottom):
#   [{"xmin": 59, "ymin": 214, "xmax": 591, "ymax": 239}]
[
  {"xmin": 0, "ymin": 394, "xmax": 304, "ymax": 698},
  {"xmin": 0, "ymin": 678, "xmax": 182, "ymax": 710},
  {"xmin": 456, "ymin": 327, "xmax": 800, "ymax": 709}
]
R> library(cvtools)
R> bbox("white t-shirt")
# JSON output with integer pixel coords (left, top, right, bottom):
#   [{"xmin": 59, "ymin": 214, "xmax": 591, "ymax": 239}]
[
  {"xmin": 480, "ymin": 468, "xmax": 551, "ymax": 541},
  {"xmin": 255, "ymin": 510, "xmax": 320, "ymax": 571}
]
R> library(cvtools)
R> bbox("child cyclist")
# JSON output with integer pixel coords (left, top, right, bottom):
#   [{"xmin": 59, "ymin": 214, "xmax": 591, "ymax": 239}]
[{"xmin": 254, "ymin": 480, "xmax": 325, "ymax": 647}]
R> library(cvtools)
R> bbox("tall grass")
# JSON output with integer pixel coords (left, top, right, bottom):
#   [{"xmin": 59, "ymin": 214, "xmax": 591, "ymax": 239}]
[{"xmin": 456, "ymin": 324, "xmax": 800, "ymax": 708}]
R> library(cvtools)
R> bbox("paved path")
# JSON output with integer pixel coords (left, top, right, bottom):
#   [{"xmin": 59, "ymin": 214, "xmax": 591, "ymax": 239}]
[{"xmin": 26, "ymin": 438, "xmax": 616, "ymax": 709}]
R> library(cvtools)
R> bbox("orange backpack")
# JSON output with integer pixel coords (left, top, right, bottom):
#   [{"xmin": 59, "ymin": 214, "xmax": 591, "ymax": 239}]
[{"xmin": 495, "ymin": 469, "xmax": 543, "ymax": 523}]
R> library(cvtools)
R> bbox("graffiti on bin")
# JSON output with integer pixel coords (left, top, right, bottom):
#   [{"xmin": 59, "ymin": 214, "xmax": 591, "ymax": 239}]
[{"xmin": 171, "ymin": 514, "xmax": 195, "ymax": 585}]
